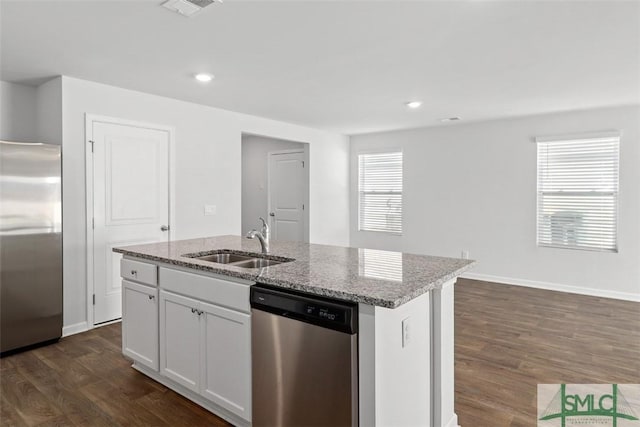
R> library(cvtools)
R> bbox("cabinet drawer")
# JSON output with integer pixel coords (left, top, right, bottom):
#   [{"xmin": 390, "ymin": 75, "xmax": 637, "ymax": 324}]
[
  {"xmin": 159, "ymin": 268, "xmax": 250, "ymax": 313},
  {"xmin": 121, "ymin": 258, "xmax": 158, "ymax": 286}
]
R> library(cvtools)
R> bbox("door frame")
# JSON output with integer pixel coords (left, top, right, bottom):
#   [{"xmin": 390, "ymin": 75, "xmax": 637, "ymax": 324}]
[
  {"xmin": 267, "ymin": 149, "xmax": 310, "ymax": 243},
  {"xmin": 85, "ymin": 114, "xmax": 176, "ymax": 328}
]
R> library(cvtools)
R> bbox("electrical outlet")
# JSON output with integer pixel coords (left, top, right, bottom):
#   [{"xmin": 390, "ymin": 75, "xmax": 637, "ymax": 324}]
[
  {"xmin": 204, "ymin": 205, "xmax": 217, "ymax": 216},
  {"xmin": 462, "ymin": 250, "xmax": 469, "ymax": 259},
  {"xmin": 402, "ymin": 317, "xmax": 411, "ymax": 348}
]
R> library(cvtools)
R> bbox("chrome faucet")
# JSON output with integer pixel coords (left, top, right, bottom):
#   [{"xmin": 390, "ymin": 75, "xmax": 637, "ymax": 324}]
[{"xmin": 246, "ymin": 217, "xmax": 270, "ymax": 254}]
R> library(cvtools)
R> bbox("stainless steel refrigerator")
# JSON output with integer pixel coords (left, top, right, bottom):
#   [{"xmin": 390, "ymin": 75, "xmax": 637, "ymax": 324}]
[{"xmin": 0, "ymin": 140, "xmax": 62, "ymax": 354}]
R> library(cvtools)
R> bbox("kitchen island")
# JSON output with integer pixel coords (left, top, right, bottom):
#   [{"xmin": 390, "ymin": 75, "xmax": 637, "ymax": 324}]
[{"xmin": 114, "ymin": 235, "xmax": 475, "ymax": 427}]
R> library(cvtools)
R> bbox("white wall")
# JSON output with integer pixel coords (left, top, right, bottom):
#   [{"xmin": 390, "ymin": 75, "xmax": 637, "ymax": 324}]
[
  {"xmin": 350, "ymin": 105, "xmax": 640, "ymax": 300},
  {"xmin": 241, "ymin": 134, "xmax": 308, "ymax": 237},
  {"xmin": 60, "ymin": 76, "xmax": 349, "ymax": 329},
  {"xmin": 36, "ymin": 77, "xmax": 63, "ymax": 145},
  {"xmin": 0, "ymin": 79, "xmax": 63, "ymax": 145},
  {"xmin": 0, "ymin": 81, "xmax": 38, "ymax": 142}
]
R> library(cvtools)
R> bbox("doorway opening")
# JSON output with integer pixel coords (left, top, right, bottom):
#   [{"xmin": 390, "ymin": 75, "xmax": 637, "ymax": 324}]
[{"xmin": 241, "ymin": 134, "xmax": 310, "ymax": 243}]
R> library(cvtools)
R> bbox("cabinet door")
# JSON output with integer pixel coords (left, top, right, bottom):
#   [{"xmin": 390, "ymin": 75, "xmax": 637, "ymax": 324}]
[
  {"xmin": 200, "ymin": 301, "xmax": 252, "ymax": 421},
  {"xmin": 159, "ymin": 290, "xmax": 201, "ymax": 392},
  {"xmin": 122, "ymin": 280, "xmax": 158, "ymax": 370}
]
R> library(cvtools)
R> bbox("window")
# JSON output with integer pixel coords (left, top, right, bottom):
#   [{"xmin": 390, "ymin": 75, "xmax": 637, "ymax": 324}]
[
  {"xmin": 536, "ymin": 133, "xmax": 619, "ymax": 252},
  {"xmin": 358, "ymin": 151, "xmax": 402, "ymax": 234}
]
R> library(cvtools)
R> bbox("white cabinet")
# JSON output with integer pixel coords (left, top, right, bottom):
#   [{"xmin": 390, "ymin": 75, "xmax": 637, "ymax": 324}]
[
  {"xmin": 160, "ymin": 267, "xmax": 250, "ymax": 312},
  {"xmin": 159, "ymin": 290, "xmax": 201, "ymax": 392},
  {"xmin": 121, "ymin": 258, "xmax": 158, "ymax": 286},
  {"xmin": 122, "ymin": 280, "xmax": 158, "ymax": 370},
  {"xmin": 159, "ymin": 288, "xmax": 252, "ymax": 421},
  {"xmin": 123, "ymin": 262, "xmax": 253, "ymax": 425},
  {"xmin": 200, "ymin": 301, "xmax": 251, "ymax": 420}
]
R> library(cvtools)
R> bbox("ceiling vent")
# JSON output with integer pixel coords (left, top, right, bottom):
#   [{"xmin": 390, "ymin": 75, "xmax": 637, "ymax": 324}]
[{"xmin": 162, "ymin": 0, "xmax": 220, "ymax": 17}]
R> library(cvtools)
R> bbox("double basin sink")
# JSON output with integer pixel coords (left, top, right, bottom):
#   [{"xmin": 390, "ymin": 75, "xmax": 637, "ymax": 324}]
[{"xmin": 183, "ymin": 250, "xmax": 294, "ymax": 269}]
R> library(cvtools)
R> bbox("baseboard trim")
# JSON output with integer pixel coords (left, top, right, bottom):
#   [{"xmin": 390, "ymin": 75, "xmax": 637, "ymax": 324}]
[
  {"xmin": 94, "ymin": 318, "xmax": 121, "ymax": 328},
  {"xmin": 460, "ymin": 272, "xmax": 640, "ymax": 302},
  {"xmin": 443, "ymin": 413, "xmax": 459, "ymax": 427},
  {"xmin": 62, "ymin": 321, "xmax": 89, "ymax": 337}
]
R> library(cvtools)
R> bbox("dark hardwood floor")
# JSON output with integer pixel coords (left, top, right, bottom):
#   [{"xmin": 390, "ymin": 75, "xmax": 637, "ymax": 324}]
[
  {"xmin": 0, "ymin": 321, "xmax": 230, "ymax": 427},
  {"xmin": 455, "ymin": 279, "xmax": 640, "ymax": 426},
  {"xmin": 1, "ymin": 278, "xmax": 638, "ymax": 426}
]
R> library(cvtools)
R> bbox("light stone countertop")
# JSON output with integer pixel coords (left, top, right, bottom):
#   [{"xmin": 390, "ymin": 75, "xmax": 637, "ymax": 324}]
[{"xmin": 114, "ymin": 235, "xmax": 476, "ymax": 308}]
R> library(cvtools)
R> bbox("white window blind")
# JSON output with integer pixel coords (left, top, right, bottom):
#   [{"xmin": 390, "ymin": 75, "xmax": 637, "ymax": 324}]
[
  {"xmin": 536, "ymin": 133, "xmax": 619, "ymax": 252},
  {"xmin": 358, "ymin": 152, "xmax": 402, "ymax": 234}
]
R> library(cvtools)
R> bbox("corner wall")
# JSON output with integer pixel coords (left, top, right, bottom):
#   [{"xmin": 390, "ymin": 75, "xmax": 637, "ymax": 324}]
[
  {"xmin": 61, "ymin": 76, "xmax": 349, "ymax": 329},
  {"xmin": 36, "ymin": 78, "xmax": 63, "ymax": 145},
  {"xmin": 350, "ymin": 105, "xmax": 640, "ymax": 300},
  {"xmin": 0, "ymin": 81, "xmax": 38, "ymax": 142}
]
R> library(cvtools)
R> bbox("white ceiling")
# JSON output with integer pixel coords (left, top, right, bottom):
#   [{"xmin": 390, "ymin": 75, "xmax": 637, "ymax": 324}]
[{"xmin": 1, "ymin": 0, "xmax": 638, "ymax": 135}]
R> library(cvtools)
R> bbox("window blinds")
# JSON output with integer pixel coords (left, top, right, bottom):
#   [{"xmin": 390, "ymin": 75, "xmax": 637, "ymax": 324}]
[
  {"xmin": 536, "ymin": 134, "xmax": 619, "ymax": 252},
  {"xmin": 358, "ymin": 152, "xmax": 403, "ymax": 234}
]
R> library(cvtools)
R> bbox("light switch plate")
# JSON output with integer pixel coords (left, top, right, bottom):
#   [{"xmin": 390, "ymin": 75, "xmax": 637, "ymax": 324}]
[{"xmin": 204, "ymin": 205, "xmax": 217, "ymax": 216}]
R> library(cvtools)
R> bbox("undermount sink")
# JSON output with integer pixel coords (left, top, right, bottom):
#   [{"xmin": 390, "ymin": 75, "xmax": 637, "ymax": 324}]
[
  {"xmin": 195, "ymin": 253, "xmax": 254, "ymax": 264},
  {"xmin": 232, "ymin": 258, "xmax": 284, "ymax": 268},
  {"xmin": 183, "ymin": 250, "xmax": 294, "ymax": 269}
]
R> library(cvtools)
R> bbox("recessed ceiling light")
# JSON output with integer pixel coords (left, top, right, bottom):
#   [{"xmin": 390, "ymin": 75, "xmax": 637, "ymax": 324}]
[
  {"xmin": 405, "ymin": 101, "xmax": 423, "ymax": 109},
  {"xmin": 194, "ymin": 73, "xmax": 214, "ymax": 82},
  {"xmin": 439, "ymin": 117, "xmax": 462, "ymax": 122}
]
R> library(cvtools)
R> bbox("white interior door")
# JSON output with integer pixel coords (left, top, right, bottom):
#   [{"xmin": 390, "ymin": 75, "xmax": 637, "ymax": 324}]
[
  {"xmin": 268, "ymin": 151, "xmax": 305, "ymax": 242},
  {"xmin": 92, "ymin": 121, "xmax": 169, "ymax": 324}
]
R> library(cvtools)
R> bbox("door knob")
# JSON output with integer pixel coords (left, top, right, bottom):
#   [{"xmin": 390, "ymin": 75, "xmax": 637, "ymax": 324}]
[
  {"xmin": 161, "ymin": 225, "xmax": 170, "ymax": 231},
  {"xmin": 269, "ymin": 212, "xmax": 275, "ymax": 217}
]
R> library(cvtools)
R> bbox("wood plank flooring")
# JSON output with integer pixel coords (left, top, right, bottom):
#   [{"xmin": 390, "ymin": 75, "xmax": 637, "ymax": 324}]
[
  {"xmin": 1, "ymin": 278, "xmax": 638, "ymax": 426},
  {"xmin": 0, "ymin": 322, "xmax": 230, "ymax": 427},
  {"xmin": 455, "ymin": 279, "xmax": 640, "ymax": 426}
]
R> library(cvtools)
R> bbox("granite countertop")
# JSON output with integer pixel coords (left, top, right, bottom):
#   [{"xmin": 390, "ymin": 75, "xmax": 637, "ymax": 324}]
[{"xmin": 114, "ymin": 235, "xmax": 476, "ymax": 308}]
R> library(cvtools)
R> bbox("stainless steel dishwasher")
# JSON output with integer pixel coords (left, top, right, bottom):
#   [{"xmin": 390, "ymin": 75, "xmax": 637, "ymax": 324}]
[{"xmin": 251, "ymin": 284, "xmax": 358, "ymax": 427}]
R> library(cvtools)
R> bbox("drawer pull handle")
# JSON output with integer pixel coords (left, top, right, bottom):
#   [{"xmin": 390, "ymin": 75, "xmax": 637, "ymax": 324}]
[
  {"xmin": 131, "ymin": 270, "xmax": 137, "ymax": 276},
  {"xmin": 148, "ymin": 295, "xmax": 155, "ymax": 300},
  {"xmin": 191, "ymin": 308, "xmax": 197, "ymax": 313}
]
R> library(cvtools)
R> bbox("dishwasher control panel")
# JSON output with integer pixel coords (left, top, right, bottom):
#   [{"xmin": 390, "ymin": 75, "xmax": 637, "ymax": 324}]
[
  {"xmin": 251, "ymin": 284, "xmax": 357, "ymax": 334},
  {"xmin": 305, "ymin": 304, "xmax": 345, "ymax": 323}
]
